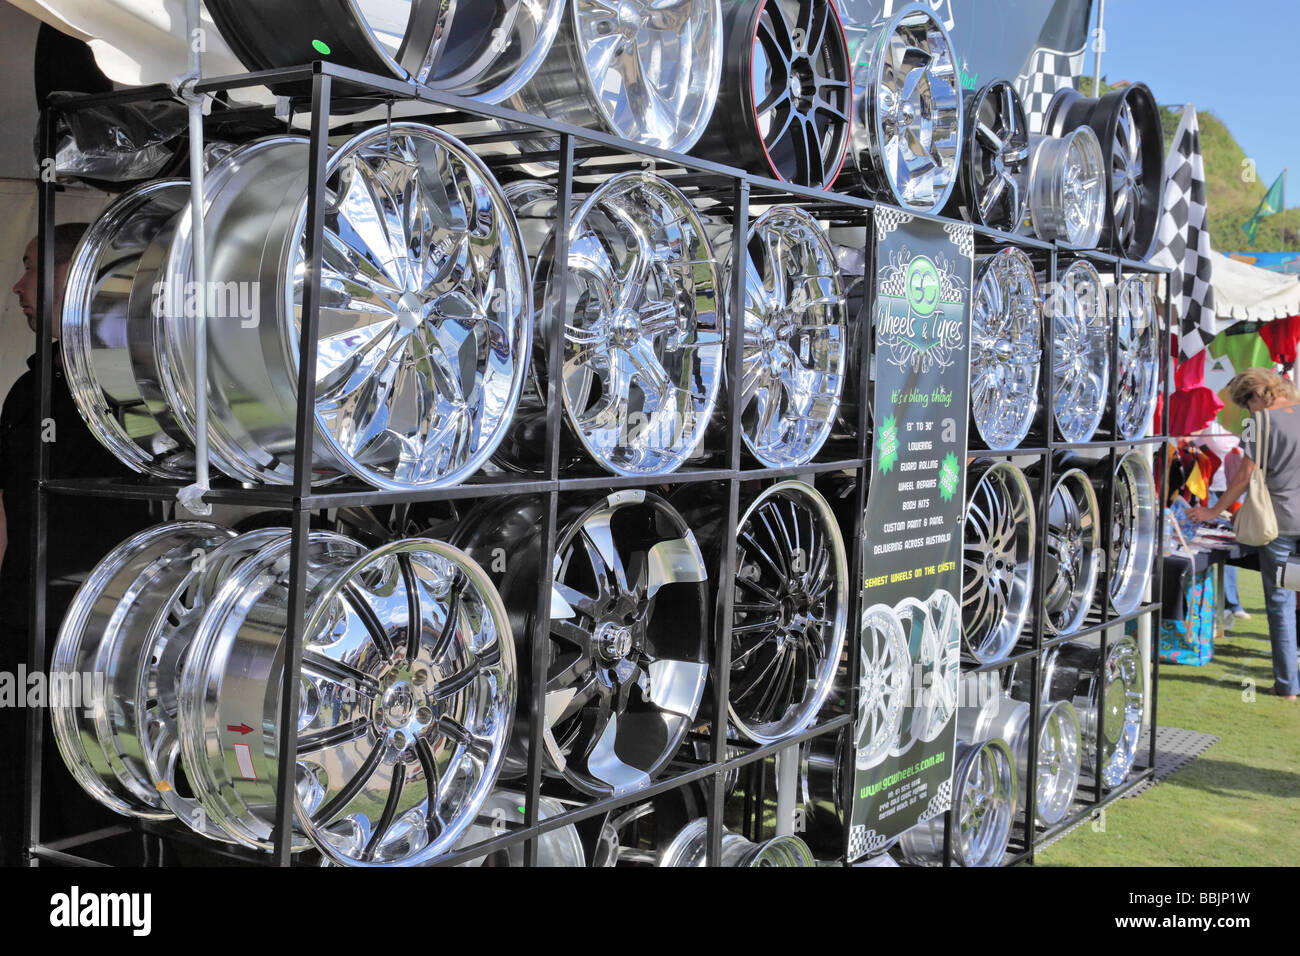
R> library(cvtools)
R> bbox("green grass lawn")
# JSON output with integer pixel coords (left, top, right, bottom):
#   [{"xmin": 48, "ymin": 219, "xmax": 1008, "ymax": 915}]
[{"xmin": 1036, "ymin": 572, "xmax": 1300, "ymax": 866}]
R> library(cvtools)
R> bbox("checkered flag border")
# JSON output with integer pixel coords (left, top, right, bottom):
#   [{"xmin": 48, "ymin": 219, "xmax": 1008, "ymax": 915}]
[
  {"xmin": 918, "ymin": 779, "xmax": 953, "ymax": 822},
  {"xmin": 848, "ymin": 825, "xmax": 892, "ymax": 861},
  {"xmin": 1017, "ymin": 47, "xmax": 1085, "ymax": 135}
]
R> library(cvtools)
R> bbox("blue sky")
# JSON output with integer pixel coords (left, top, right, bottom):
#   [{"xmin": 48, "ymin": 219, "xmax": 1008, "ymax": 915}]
[{"xmin": 1089, "ymin": 0, "xmax": 1297, "ymax": 200}]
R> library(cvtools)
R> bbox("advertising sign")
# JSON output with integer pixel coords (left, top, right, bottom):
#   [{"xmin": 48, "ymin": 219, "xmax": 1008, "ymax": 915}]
[{"xmin": 847, "ymin": 210, "xmax": 973, "ymax": 861}]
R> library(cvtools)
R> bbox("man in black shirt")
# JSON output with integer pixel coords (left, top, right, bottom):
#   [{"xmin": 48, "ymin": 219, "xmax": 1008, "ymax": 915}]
[{"xmin": 1, "ymin": 223, "xmax": 153, "ymax": 865}]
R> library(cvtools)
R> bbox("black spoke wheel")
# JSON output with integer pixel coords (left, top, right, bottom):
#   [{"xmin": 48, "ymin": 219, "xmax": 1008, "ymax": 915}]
[{"xmin": 950, "ymin": 80, "xmax": 1030, "ymax": 230}]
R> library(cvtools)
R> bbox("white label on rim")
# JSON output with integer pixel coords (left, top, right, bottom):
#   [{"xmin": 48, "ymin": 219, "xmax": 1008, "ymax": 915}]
[{"xmin": 234, "ymin": 742, "xmax": 256, "ymax": 780}]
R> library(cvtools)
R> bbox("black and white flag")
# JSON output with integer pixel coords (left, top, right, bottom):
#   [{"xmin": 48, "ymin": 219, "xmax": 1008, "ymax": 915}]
[{"xmin": 1151, "ymin": 104, "xmax": 1218, "ymax": 357}]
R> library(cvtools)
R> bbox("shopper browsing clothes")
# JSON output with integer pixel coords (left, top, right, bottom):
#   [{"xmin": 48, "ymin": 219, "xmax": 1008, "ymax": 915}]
[
  {"xmin": 1, "ymin": 225, "xmax": 153, "ymax": 865},
  {"xmin": 1190, "ymin": 369, "xmax": 1300, "ymax": 700}
]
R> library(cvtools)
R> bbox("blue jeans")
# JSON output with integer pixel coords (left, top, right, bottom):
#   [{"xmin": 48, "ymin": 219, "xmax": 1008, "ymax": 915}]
[
  {"xmin": 1223, "ymin": 564, "xmax": 1242, "ymax": 611},
  {"xmin": 1258, "ymin": 535, "xmax": 1300, "ymax": 696}
]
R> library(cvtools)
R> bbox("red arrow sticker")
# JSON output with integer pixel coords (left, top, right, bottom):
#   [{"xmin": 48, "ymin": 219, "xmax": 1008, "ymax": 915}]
[{"xmin": 226, "ymin": 723, "xmax": 254, "ymax": 735}]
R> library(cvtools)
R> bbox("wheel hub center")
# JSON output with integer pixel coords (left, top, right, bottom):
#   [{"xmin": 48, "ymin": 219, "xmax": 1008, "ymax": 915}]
[
  {"xmin": 612, "ymin": 310, "xmax": 641, "ymax": 348},
  {"xmin": 396, "ymin": 292, "xmax": 425, "ymax": 331},
  {"xmin": 994, "ymin": 338, "xmax": 1015, "ymax": 362},
  {"xmin": 381, "ymin": 680, "xmax": 416, "ymax": 727},
  {"xmin": 595, "ymin": 621, "xmax": 635, "ymax": 662}
]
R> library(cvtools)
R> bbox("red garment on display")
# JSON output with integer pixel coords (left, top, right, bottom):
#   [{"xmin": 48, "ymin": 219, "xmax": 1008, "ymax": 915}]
[
  {"xmin": 1170, "ymin": 348, "xmax": 1225, "ymax": 436},
  {"xmin": 1259, "ymin": 315, "xmax": 1300, "ymax": 366}
]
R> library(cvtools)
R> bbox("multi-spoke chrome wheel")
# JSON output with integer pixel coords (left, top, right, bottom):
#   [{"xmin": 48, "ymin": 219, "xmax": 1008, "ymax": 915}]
[
  {"xmin": 206, "ymin": 0, "xmax": 457, "ymax": 82},
  {"xmin": 453, "ymin": 790, "xmax": 586, "ymax": 866},
  {"xmin": 855, "ymin": 604, "xmax": 909, "ymax": 770},
  {"xmin": 955, "ymin": 80, "xmax": 1030, "ymax": 230},
  {"xmin": 163, "ymin": 124, "xmax": 532, "ymax": 488},
  {"xmin": 899, "ymin": 738, "xmax": 1016, "ymax": 867},
  {"xmin": 1109, "ymin": 451, "xmax": 1157, "ymax": 615},
  {"xmin": 535, "ymin": 173, "xmax": 723, "ymax": 476},
  {"xmin": 974, "ymin": 694, "xmax": 1081, "ymax": 827},
  {"xmin": 692, "ymin": 0, "xmax": 852, "ymax": 189},
  {"xmin": 51, "ymin": 523, "xmax": 236, "ymax": 819},
  {"xmin": 970, "ymin": 249, "xmax": 1041, "ymax": 450},
  {"xmin": 726, "ymin": 481, "xmax": 848, "ymax": 743},
  {"xmin": 891, "ymin": 593, "xmax": 959, "ymax": 756},
  {"xmin": 846, "ymin": 5, "xmax": 962, "ymax": 212},
  {"xmin": 425, "ymin": 0, "xmax": 566, "ymax": 102},
  {"xmin": 179, "ymin": 534, "xmax": 516, "ymax": 865},
  {"xmin": 506, "ymin": 0, "xmax": 724, "ymax": 154},
  {"xmin": 962, "ymin": 461, "xmax": 1035, "ymax": 663},
  {"xmin": 61, "ymin": 181, "xmax": 205, "ymax": 479},
  {"xmin": 1043, "ymin": 637, "xmax": 1144, "ymax": 789},
  {"xmin": 714, "ymin": 207, "xmax": 846, "ymax": 467},
  {"xmin": 1045, "ymin": 85, "xmax": 1164, "ymax": 259},
  {"xmin": 1044, "ymin": 468, "xmax": 1101, "ymax": 635},
  {"xmin": 455, "ymin": 491, "xmax": 710, "ymax": 797},
  {"xmin": 659, "ymin": 818, "xmax": 815, "ymax": 866},
  {"xmin": 1027, "ymin": 128, "xmax": 1106, "ymax": 249},
  {"xmin": 1115, "ymin": 275, "xmax": 1159, "ymax": 440},
  {"xmin": 1050, "ymin": 260, "xmax": 1108, "ymax": 443}
]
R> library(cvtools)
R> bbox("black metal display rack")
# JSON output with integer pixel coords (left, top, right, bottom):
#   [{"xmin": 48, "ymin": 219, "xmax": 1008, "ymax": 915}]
[{"xmin": 23, "ymin": 60, "xmax": 1170, "ymax": 868}]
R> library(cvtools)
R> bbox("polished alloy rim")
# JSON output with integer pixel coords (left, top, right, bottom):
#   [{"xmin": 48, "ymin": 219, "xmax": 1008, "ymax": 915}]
[
  {"xmin": 1050, "ymin": 260, "xmax": 1108, "ymax": 443},
  {"xmin": 970, "ymin": 248, "xmax": 1041, "ymax": 450},
  {"xmin": 728, "ymin": 481, "xmax": 848, "ymax": 743},
  {"xmin": 891, "ymin": 593, "xmax": 958, "ymax": 756},
  {"xmin": 537, "ymin": 173, "xmax": 723, "ymax": 476},
  {"xmin": 1044, "ymin": 468, "xmax": 1101, "ymax": 634},
  {"xmin": 206, "ymin": 0, "xmax": 457, "ymax": 82},
  {"xmin": 658, "ymin": 818, "xmax": 815, "ymax": 867},
  {"xmin": 138, "ymin": 528, "xmax": 286, "ymax": 841},
  {"xmin": 855, "ymin": 604, "xmax": 910, "ymax": 769},
  {"xmin": 961, "ymin": 80, "xmax": 1030, "ymax": 229},
  {"xmin": 427, "ymin": 0, "xmax": 566, "ymax": 102},
  {"xmin": 453, "ymin": 790, "xmax": 586, "ymax": 866},
  {"xmin": 743, "ymin": 0, "xmax": 852, "ymax": 187},
  {"xmin": 1035, "ymin": 700, "xmax": 1082, "ymax": 825},
  {"xmin": 1027, "ymin": 128, "xmax": 1105, "ymax": 249},
  {"xmin": 849, "ymin": 4, "xmax": 962, "ymax": 212},
  {"xmin": 1115, "ymin": 275, "xmax": 1159, "ymax": 440},
  {"xmin": 179, "ymin": 534, "xmax": 515, "ymax": 864},
  {"xmin": 507, "ymin": 0, "xmax": 723, "ymax": 154},
  {"xmin": 163, "ymin": 124, "xmax": 531, "ymax": 488},
  {"xmin": 898, "ymin": 738, "xmax": 1015, "ymax": 866},
  {"xmin": 60, "ymin": 180, "xmax": 199, "ymax": 479},
  {"xmin": 1110, "ymin": 451, "xmax": 1157, "ymax": 615},
  {"xmin": 1096, "ymin": 637, "xmax": 1144, "ymax": 788},
  {"xmin": 826, "ymin": 225, "xmax": 870, "ymax": 438},
  {"xmin": 726, "ymin": 207, "xmax": 846, "ymax": 466},
  {"xmin": 50, "ymin": 523, "xmax": 235, "ymax": 819},
  {"xmin": 962, "ymin": 461, "xmax": 1035, "ymax": 663}
]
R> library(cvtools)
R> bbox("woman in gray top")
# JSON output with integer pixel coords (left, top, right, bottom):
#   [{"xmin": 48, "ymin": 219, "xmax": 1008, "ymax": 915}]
[{"xmin": 1190, "ymin": 368, "xmax": 1300, "ymax": 699}]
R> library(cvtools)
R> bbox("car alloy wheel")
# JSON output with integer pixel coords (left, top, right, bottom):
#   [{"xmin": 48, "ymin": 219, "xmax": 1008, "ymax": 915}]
[
  {"xmin": 898, "ymin": 738, "xmax": 1016, "ymax": 866},
  {"xmin": 1050, "ymin": 260, "xmax": 1108, "ymax": 443},
  {"xmin": 1115, "ymin": 275, "xmax": 1159, "ymax": 441},
  {"xmin": 1044, "ymin": 467, "xmax": 1101, "ymax": 635},
  {"xmin": 1108, "ymin": 450, "xmax": 1157, "ymax": 615},
  {"xmin": 1026, "ymin": 127, "xmax": 1106, "ymax": 249},
  {"xmin": 952, "ymin": 80, "xmax": 1030, "ymax": 230},
  {"xmin": 854, "ymin": 603, "xmax": 910, "ymax": 770},
  {"xmin": 962, "ymin": 461, "xmax": 1035, "ymax": 664},
  {"xmin": 970, "ymin": 248, "xmax": 1042, "ymax": 450}
]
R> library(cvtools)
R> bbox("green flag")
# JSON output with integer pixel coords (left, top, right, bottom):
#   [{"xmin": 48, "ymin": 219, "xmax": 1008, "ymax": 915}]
[{"xmin": 1242, "ymin": 170, "xmax": 1286, "ymax": 245}]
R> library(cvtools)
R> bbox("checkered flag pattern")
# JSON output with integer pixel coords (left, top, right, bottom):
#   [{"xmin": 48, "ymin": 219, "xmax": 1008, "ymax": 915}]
[
  {"xmin": 848, "ymin": 824, "xmax": 891, "ymax": 861},
  {"xmin": 918, "ymin": 779, "xmax": 953, "ymax": 822},
  {"xmin": 1151, "ymin": 104, "xmax": 1218, "ymax": 357},
  {"xmin": 1017, "ymin": 48, "xmax": 1085, "ymax": 135}
]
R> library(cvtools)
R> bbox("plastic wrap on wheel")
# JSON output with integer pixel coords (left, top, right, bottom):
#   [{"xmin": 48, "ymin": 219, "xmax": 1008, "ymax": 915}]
[{"xmin": 45, "ymin": 94, "xmax": 186, "ymax": 182}]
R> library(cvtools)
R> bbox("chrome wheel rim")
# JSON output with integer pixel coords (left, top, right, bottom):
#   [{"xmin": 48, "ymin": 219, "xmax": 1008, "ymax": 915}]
[
  {"xmin": 962, "ymin": 80, "xmax": 1030, "ymax": 230},
  {"xmin": 1044, "ymin": 468, "xmax": 1101, "ymax": 635},
  {"xmin": 164, "ymin": 124, "xmax": 532, "ymax": 488},
  {"xmin": 1110, "ymin": 451, "xmax": 1157, "ymax": 615},
  {"xmin": 1035, "ymin": 700, "xmax": 1081, "ymax": 825},
  {"xmin": 60, "ymin": 180, "xmax": 199, "ymax": 478},
  {"xmin": 427, "ymin": 0, "xmax": 567, "ymax": 103},
  {"xmin": 1115, "ymin": 275, "xmax": 1159, "ymax": 440},
  {"xmin": 898, "ymin": 738, "xmax": 1015, "ymax": 866},
  {"xmin": 658, "ymin": 818, "xmax": 815, "ymax": 867},
  {"xmin": 1028, "ymin": 128, "xmax": 1105, "ymax": 249},
  {"xmin": 746, "ymin": 0, "xmax": 852, "ymax": 188},
  {"xmin": 726, "ymin": 207, "xmax": 845, "ymax": 467},
  {"xmin": 1050, "ymin": 260, "xmax": 1108, "ymax": 443},
  {"xmin": 849, "ymin": 4, "xmax": 962, "ymax": 212},
  {"xmin": 51, "ymin": 523, "xmax": 234, "ymax": 820},
  {"xmin": 729, "ymin": 481, "xmax": 848, "ymax": 743},
  {"xmin": 179, "ymin": 534, "xmax": 516, "ymax": 864},
  {"xmin": 453, "ymin": 790, "xmax": 586, "ymax": 866},
  {"xmin": 855, "ymin": 604, "xmax": 909, "ymax": 770},
  {"xmin": 962, "ymin": 461, "xmax": 1035, "ymax": 664},
  {"xmin": 538, "ymin": 173, "xmax": 723, "ymax": 476},
  {"xmin": 1097, "ymin": 637, "xmax": 1144, "ymax": 788},
  {"xmin": 970, "ymin": 248, "xmax": 1041, "ymax": 450},
  {"xmin": 890, "ymin": 593, "xmax": 958, "ymax": 756}
]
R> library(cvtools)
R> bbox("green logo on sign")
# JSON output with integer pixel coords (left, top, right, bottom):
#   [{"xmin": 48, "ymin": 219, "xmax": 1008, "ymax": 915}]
[
  {"xmin": 879, "ymin": 416, "xmax": 899, "ymax": 474},
  {"xmin": 905, "ymin": 257, "xmax": 941, "ymax": 317},
  {"xmin": 938, "ymin": 453, "xmax": 960, "ymax": 502}
]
